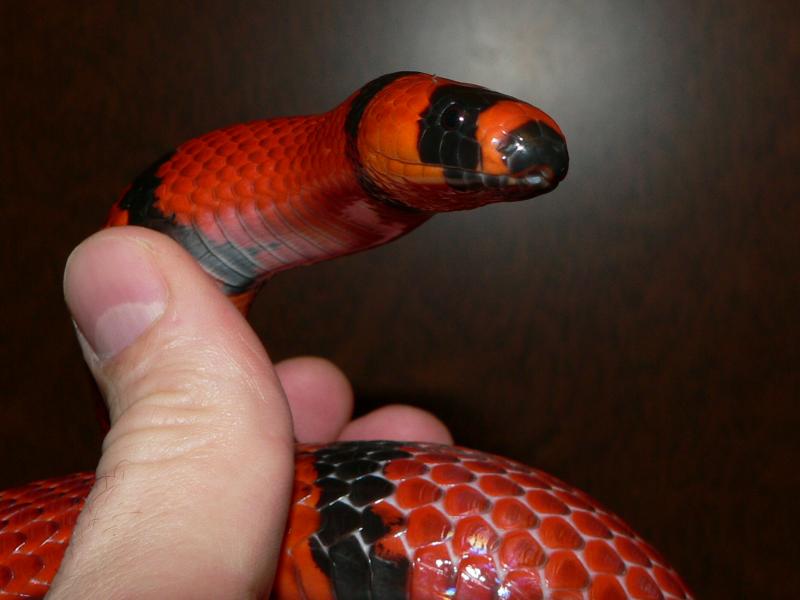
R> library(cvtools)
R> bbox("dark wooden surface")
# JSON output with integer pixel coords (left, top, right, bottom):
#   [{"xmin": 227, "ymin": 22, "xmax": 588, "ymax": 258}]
[{"xmin": 1, "ymin": 1, "xmax": 798, "ymax": 596}]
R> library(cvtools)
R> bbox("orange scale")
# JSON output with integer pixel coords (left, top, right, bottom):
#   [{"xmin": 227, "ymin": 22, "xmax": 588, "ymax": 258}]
[
  {"xmin": 238, "ymin": 139, "xmax": 260, "ymax": 152},
  {"xmin": 491, "ymin": 497, "xmax": 538, "ymax": 530},
  {"xmin": 170, "ymin": 178, "xmax": 194, "ymax": 195},
  {"xmin": 4, "ymin": 553, "xmax": 43, "ymax": 590},
  {"xmin": 598, "ymin": 512, "xmax": 636, "ymax": 538},
  {"xmin": 410, "ymin": 542, "xmax": 456, "ymax": 600},
  {"xmin": 443, "ymin": 485, "xmax": 491, "ymax": 516},
  {"xmin": 247, "ymin": 149, "xmax": 268, "ymax": 164},
  {"xmin": 383, "ymin": 459, "xmax": 428, "ymax": 480},
  {"xmin": 402, "ymin": 162, "xmax": 432, "ymax": 183},
  {"xmin": 370, "ymin": 501, "xmax": 406, "ymax": 537},
  {"xmin": 33, "ymin": 541, "xmax": 69, "ymax": 586},
  {"xmin": 168, "ymin": 195, "xmax": 194, "ymax": 216},
  {"xmin": 195, "ymin": 170, "xmax": 218, "ymax": 189},
  {"xmin": 584, "ymin": 540, "xmax": 625, "ymax": 574},
  {"xmin": 509, "ymin": 472, "xmax": 552, "ymax": 489},
  {"xmin": 388, "ymin": 159, "xmax": 407, "ymax": 179},
  {"xmin": 203, "ymin": 130, "xmax": 224, "ymax": 145},
  {"xmin": 395, "ymin": 478, "xmax": 442, "ymax": 509},
  {"xmin": 498, "ymin": 530, "xmax": 545, "ymax": 569},
  {"xmin": 254, "ymin": 177, "xmax": 274, "ymax": 195},
  {"xmin": 233, "ymin": 179, "xmax": 255, "ymax": 199},
  {"xmin": 539, "ymin": 517, "xmax": 583, "ymax": 550},
  {"xmin": 274, "ymin": 156, "xmax": 292, "ymax": 174},
  {"xmin": 452, "ymin": 516, "xmax": 499, "ymax": 556},
  {"xmin": 535, "ymin": 471, "xmax": 571, "ymax": 489},
  {"xmin": 479, "ymin": 474, "xmax": 524, "ymax": 497},
  {"xmin": 217, "ymin": 141, "xmax": 238, "ymax": 156},
  {"xmin": 653, "ymin": 566, "xmax": 687, "ymax": 598},
  {"xmin": 181, "ymin": 139, "xmax": 203, "ymax": 155},
  {"xmin": 430, "ymin": 464, "xmax": 474, "ymax": 485},
  {"xmin": 218, "ymin": 165, "xmax": 238, "ymax": 183},
  {"xmin": 455, "ymin": 554, "xmax": 498, "ymax": 600},
  {"xmin": 191, "ymin": 187, "xmax": 214, "ymax": 208},
  {"xmin": 406, "ymin": 79, "xmax": 430, "ymax": 98},
  {"xmin": 213, "ymin": 182, "xmax": 236, "ymax": 204},
  {"xmin": 571, "ymin": 511, "xmax": 612, "ymax": 538},
  {"xmin": 526, "ymin": 490, "xmax": 570, "ymax": 515},
  {"xmin": 237, "ymin": 162, "xmax": 260, "ymax": 181},
  {"xmin": 416, "ymin": 453, "xmax": 460, "ymax": 464},
  {"xmin": 589, "ymin": 574, "xmax": 628, "ymax": 600},
  {"xmin": 47, "ymin": 508, "xmax": 80, "ymax": 544},
  {"xmin": 17, "ymin": 520, "xmax": 58, "ymax": 552},
  {"xmin": 159, "ymin": 179, "xmax": 178, "ymax": 198},
  {"xmin": 291, "ymin": 480, "xmax": 312, "ymax": 505},
  {"xmin": 276, "ymin": 537, "xmax": 334, "ymax": 600},
  {"xmin": 640, "ymin": 539, "xmax": 669, "ymax": 566},
  {"xmin": 373, "ymin": 535, "xmax": 406, "ymax": 563},
  {"xmin": 0, "ymin": 564, "xmax": 11, "ymax": 588},
  {"xmin": 293, "ymin": 452, "xmax": 316, "ymax": 478},
  {"xmin": 420, "ymin": 164, "xmax": 445, "ymax": 183},
  {"xmin": 488, "ymin": 458, "xmax": 521, "ymax": 474},
  {"xmin": 264, "ymin": 142, "xmax": 282, "ymax": 157},
  {"xmin": 7, "ymin": 507, "xmax": 41, "ymax": 527},
  {"xmin": 195, "ymin": 147, "xmax": 215, "ymax": 162},
  {"xmin": 614, "ymin": 537, "xmax": 652, "ymax": 567},
  {"xmin": 0, "ymin": 531, "xmax": 24, "ymax": 556},
  {"xmin": 625, "ymin": 566, "xmax": 664, "ymax": 600},
  {"xmin": 499, "ymin": 569, "xmax": 544, "ymax": 600},
  {"xmin": 179, "ymin": 161, "xmax": 202, "ymax": 179},
  {"xmin": 26, "ymin": 583, "xmax": 53, "ymax": 597},
  {"xmin": 206, "ymin": 151, "xmax": 229, "ymax": 169},
  {"xmin": 544, "ymin": 550, "xmax": 589, "ymax": 591},
  {"xmin": 405, "ymin": 505, "xmax": 452, "ymax": 548},
  {"xmin": 269, "ymin": 175, "xmax": 289, "ymax": 195},
  {"xmin": 462, "ymin": 460, "xmax": 505, "ymax": 473},
  {"xmin": 31, "ymin": 494, "xmax": 57, "ymax": 508},
  {"xmin": 298, "ymin": 154, "xmax": 314, "ymax": 173},
  {"xmin": 283, "ymin": 504, "xmax": 320, "ymax": 552},
  {"xmin": 227, "ymin": 152, "xmax": 248, "ymax": 169},
  {"xmin": 361, "ymin": 131, "xmax": 383, "ymax": 156},
  {"xmin": 555, "ymin": 490, "xmax": 596, "ymax": 511},
  {"xmin": 170, "ymin": 154, "xmax": 191, "ymax": 171}
]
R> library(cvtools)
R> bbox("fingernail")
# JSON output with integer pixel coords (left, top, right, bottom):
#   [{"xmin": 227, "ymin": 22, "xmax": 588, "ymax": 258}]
[{"xmin": 65, "ymin": 234, "xmax": 167, "ymax": 360}]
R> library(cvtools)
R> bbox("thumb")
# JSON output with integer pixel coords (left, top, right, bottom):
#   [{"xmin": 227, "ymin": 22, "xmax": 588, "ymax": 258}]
[{"xmin": 51, "ymin": 227, "xmax": 293, "ymax": 598}]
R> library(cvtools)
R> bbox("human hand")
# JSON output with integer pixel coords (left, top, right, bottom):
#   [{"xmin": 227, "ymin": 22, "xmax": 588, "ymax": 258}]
[{"xmin": 49, "ymin": 227, "xmax": 451, "ymax": 598}]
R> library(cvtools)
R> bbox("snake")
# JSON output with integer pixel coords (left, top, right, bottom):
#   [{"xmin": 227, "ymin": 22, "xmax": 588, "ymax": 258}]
[{"xmin": 0, "ymin": 72, "xmax": 692, "ymax": 599}]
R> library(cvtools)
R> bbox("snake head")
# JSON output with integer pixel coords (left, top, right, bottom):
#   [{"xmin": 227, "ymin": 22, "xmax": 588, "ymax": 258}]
[{"xmin": 350, "ymin": 72, "xmax": 569, "ymax": 212}]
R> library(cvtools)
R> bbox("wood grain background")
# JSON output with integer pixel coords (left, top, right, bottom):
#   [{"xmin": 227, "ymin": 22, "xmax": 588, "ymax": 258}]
[{"xmin": 1, "ymin": 1, "xmax": 798, "ymax": 596}]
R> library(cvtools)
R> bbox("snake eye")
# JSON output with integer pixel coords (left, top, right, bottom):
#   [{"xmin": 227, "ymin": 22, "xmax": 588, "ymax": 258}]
[{"xmin": 440, "ymin": 104, "xmax": 466, "ymax": 130}]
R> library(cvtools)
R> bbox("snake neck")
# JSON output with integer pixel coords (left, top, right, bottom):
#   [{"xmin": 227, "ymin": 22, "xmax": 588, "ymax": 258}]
[{"xmin": 112, "ymin": 103, "xmax": 431, "ymax": 310}]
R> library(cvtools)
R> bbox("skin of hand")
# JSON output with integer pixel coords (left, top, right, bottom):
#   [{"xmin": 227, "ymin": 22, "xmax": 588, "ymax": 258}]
[{"xmin": 50, "ymin": 227, "xmax": 452, "ymax": 598}]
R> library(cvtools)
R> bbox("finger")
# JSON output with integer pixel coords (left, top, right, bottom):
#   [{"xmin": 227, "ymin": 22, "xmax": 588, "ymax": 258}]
[
  {"xmin": 53, "ymin": 227, "xmax": 293, "ymax": 599},
  {"xmin": 339, "ymin": 404, "xmax": 453, "ymax": 444},
  {"xmin": 274, "ymin": 356, "xmax": 354, "ymax": 443}
]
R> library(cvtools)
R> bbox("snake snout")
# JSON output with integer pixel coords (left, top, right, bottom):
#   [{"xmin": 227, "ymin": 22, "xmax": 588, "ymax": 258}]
[{"xmin": 499, "ymin": 120, "xmax": 569, "ymax": 184}]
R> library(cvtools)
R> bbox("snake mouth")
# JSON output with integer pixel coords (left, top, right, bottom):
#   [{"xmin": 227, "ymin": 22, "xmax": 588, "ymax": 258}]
[
  {"xmin": 473, "ymin": 165, "xmax": 559, "ymax": 190},
  {"xmin": 370, "ymin": 150, "xmax": 560, "ymax": 195},
  {"xmin": 431, "ymin": 163, "xmax": 561, "ymax": 199}
]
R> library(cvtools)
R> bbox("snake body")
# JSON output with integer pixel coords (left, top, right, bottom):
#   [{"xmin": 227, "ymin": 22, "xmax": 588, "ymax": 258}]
[{"xmin": 0, "ymin": 73, "xmax": 691, "ymax": 599}]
